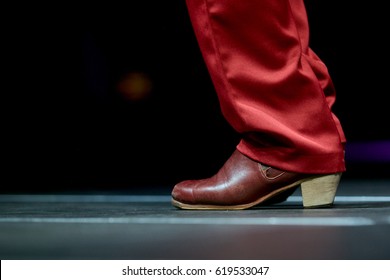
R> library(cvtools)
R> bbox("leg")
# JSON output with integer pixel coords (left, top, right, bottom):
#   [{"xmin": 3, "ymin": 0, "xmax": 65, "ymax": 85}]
[{"xmin": 172, "ymin": 0, "xmax": 345, "ymax": 209}]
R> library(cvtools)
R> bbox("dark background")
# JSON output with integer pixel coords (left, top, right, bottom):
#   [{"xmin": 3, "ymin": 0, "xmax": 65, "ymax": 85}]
[{"xmin": 3, "ymin": 1, "xmax": 389, "ymax": 193}]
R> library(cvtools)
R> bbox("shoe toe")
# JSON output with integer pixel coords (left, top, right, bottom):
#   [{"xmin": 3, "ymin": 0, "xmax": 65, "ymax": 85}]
[{"xmin": 171, "ymin": 180, "xmax": 196, "ymax": 203}]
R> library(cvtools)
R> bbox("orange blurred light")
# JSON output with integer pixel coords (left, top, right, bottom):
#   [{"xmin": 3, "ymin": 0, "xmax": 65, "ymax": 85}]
[{"xmin": 117, "ymin": 72, "xmax": 153, "ymax": 101}]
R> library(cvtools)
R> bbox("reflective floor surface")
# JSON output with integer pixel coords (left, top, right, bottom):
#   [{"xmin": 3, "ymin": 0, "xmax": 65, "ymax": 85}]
[{"xmin": 0, "ymin": 179, "xmax": 389, "ymax": 260}]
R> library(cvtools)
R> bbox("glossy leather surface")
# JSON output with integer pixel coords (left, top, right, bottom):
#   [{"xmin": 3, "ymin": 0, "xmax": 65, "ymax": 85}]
[{"xmin": 172, "ymin": 150, "xmax": 316, "ymax": 208}]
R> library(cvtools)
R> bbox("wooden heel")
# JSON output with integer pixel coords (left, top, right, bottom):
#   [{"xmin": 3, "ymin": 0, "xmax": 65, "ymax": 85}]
[{"xmin": 301, "ymin": 173, "xmax": 341, "ymax": 208}]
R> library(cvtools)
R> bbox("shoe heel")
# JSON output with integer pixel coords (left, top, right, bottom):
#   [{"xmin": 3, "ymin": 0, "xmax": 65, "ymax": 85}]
[{"xmin": 301, "ymin": 173, "xmax": 341, "ymax": 208}]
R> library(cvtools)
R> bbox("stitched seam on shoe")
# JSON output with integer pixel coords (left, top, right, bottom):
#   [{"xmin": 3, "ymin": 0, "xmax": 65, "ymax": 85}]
[{"xmin": 259, "ymin": 163, "xmax": 285, "ymax": 180}]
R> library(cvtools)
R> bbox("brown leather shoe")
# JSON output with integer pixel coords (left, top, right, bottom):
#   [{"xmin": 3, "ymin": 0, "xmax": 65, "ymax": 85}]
[{"xmin": 171, "ymin": 150, "xmax": 341, "ymax": 210}]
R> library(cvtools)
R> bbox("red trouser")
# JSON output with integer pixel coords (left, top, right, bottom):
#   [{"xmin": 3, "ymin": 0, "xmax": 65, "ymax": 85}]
[{"xmin": 186, "ymin": 0, "xmax": 346, "ymax": 174}]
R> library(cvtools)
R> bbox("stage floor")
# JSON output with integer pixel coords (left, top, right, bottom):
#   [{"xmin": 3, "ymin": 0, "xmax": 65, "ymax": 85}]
[{"xmin": 0, "ymin": 179, "xmax": 389, "ymax": 260}]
